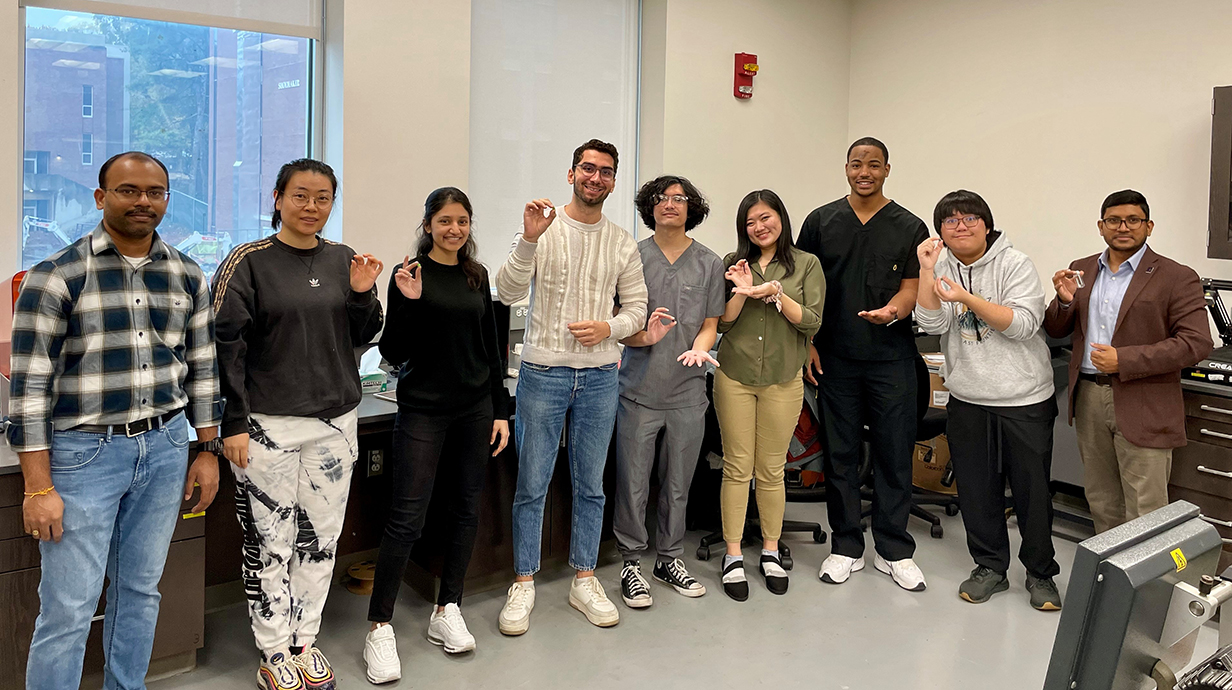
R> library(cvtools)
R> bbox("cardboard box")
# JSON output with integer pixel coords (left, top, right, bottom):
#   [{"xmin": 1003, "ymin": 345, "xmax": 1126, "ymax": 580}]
[
  {"xmin": 912, "ymin": 434, "xmax": 957, "ymax": 495},
  {"xmin": 928, "ymin": 372, "xmax": 950, "ymax": 409}
]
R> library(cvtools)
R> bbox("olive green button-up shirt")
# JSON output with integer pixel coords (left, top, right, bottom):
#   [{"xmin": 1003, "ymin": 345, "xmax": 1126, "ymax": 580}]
[{"xmin": 716, "ymin": 247, "xmax": 826, "ymax": 386}]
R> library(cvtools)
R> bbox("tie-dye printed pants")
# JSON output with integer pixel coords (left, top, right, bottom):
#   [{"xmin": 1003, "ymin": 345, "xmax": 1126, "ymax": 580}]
[{"xmin": 230, "ymin": 409, "xmax": 358, "ymax": 654}]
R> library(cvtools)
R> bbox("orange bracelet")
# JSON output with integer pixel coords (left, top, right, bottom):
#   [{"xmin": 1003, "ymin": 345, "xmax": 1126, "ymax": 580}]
[{"xmin": 24, "ymin": 486, "xmax": 55, "ymax": 498}]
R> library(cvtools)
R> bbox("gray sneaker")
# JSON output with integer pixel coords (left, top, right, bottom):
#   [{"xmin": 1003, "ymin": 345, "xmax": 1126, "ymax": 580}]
[
  {"xmin": 959, "ymin": 566, "xmax": 1008, "ymax": 604},
  {"xmin": 1026, "ymin": 575, "xmax": 1062, "ymax": 611}
]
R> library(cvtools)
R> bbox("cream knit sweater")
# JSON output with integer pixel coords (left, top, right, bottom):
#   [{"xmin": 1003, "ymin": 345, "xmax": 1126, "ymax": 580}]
[{"xmin": 496, "ymin": 210, "xmax": 647, "ymax": 368}]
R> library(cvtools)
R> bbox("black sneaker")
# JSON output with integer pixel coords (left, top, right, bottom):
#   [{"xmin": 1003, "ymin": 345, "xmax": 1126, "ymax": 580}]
[
  {"xmin": 721, "ymin": 557, "xmax": 749, "ymax": 602},
  {"xmin": 620, "ymin": 560, "xmax": 653, "ymax": 608},
  {"xmin": 653, "ymin": 558, "xmax": 706, "ymax": 597},
  {"xmin": 959, "ymin": 566, "xmax": 1008, "ymax": 604},
  {"xmin": 1026, "ymin": 575, "xmax": 1062, "ymax": 611},
  {"xmin": 759, "ymin": 553, "xmax": 789, "ymax": 595}
]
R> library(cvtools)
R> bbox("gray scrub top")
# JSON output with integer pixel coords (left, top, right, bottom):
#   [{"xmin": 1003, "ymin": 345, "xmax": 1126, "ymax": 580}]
[{"xmin": 618, "ymin": 237, "xmax": 727, "ymax": 409}]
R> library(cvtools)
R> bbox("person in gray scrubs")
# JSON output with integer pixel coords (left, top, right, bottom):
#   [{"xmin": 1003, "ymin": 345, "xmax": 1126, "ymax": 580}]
[{"xmin": 614, "ymin": 175, "xmax": 726, "ymax": 609}]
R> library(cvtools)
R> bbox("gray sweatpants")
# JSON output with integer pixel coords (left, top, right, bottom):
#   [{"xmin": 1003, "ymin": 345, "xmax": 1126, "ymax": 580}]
[{"xmin": 613, "ymin": 397, "xmax": 707, "ymax": 562}]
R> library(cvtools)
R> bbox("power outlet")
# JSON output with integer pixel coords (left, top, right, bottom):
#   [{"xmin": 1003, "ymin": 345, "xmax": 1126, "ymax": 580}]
[{"xmin": 367, "ymin": 449, "xmax": 384, "ymax": 477}]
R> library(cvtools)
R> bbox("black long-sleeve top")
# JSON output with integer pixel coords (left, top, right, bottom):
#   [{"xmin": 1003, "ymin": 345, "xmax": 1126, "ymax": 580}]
[
  {"xmin": 379, "ymin": 256, "xmax": 509, "ymax": 419},
  {"xmin": 212, "ymin": 235, "xmax": 384, "ymax": 437}
]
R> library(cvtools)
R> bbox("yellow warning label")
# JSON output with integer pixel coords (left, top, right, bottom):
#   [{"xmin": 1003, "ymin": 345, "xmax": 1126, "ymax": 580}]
[
  {"xmin": 1171, "ymin": 548, "xmax": 1187, "ymax": 572},
  {"xmin": 182, "ymin": 511, "xmax": 206, "ymax": 519}
]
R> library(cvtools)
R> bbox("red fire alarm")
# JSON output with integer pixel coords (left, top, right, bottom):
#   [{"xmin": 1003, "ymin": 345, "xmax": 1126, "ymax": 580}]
[{"xmin": 734, "ymin": 52, "xmax": 758, "ymax": 99}]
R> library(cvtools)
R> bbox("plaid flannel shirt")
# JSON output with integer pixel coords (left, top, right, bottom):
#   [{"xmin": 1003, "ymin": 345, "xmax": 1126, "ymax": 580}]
[{"xmin": 7, "ymin": 224, "xmax": 223, "ymax": 452}]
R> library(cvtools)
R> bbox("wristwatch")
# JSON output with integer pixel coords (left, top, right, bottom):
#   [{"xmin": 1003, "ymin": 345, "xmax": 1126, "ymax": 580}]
[{"xmin": 196, "ymin": 438, "xmax": 225, "ymax": 455}]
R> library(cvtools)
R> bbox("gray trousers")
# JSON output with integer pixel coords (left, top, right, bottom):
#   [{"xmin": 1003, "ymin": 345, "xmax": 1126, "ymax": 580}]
[{"xmin": 613, "ymin": 396, "xmax": 708, "ymax": 562}]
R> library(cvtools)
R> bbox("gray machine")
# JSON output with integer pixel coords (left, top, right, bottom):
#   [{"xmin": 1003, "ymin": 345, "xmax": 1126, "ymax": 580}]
[{"xmin": 1044, "ymin": 501, "xmax": 1232, "ymax": 689}]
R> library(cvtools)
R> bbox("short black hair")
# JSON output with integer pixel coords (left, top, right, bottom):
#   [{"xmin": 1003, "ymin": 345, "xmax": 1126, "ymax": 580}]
[
  {"xmin": 98, "ymin": 151, "xmax": 169, "ymax": 189},
  {"xmin": 1100, "ymin": 189, "xmax": 1149, "ymax": 219},
  {"xmin": 847, "ymin": 136, "xmax": 889, "ymax": 164},
  {"xmin": 933, "ymin": 189, "xmax": 995, "ymax": 234},
  {"xmin": 572, "ymin": 139, "xmax": 619, "ymax": 174},
  {"xmin": 634, "ymin": 175, "xmax": 710, "ymax": 231},
  {"xmin": 272, "ymin": 158, "xmax": 338, "ymax": 230}
]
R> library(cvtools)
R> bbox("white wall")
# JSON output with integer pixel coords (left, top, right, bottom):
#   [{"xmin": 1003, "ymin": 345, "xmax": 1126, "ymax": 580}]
[
  {"xmin": 0, "ymin": 3, "xmax": 19, "ymax": 341},
  {"xmin": 848, "ymin": 0, "xmax": 1232, "ymax": 287},
  {"xmin": 640, "ymin": 0, "xmax": 852, "ymax": 259}
]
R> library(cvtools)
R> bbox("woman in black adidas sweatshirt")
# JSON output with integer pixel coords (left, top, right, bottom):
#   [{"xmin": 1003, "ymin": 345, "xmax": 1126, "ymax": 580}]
[
  {"xmin": 360, "ymin": 187, "xmax": 510, "ymax": 681},
  {"xmin": 211, "ymin": 158, "xmax": 384, "ymax": 688}
]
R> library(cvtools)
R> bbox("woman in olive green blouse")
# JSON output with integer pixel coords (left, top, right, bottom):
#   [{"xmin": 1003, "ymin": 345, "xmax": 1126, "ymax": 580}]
[{"xmin": 714, "ymin": 189, "xmax": 825, "ymax": 601}]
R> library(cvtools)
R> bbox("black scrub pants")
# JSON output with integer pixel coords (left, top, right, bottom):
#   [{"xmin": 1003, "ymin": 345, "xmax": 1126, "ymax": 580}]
[
  {"xmin": 818, "ymin": 354, "xmax": 917, "ymax": 562},
  {"xmin": 946, "ymin": 396, "xmax": 1060, "ymax": 579}
]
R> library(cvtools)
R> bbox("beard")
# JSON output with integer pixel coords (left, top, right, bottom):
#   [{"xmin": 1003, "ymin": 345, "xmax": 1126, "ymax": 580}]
[{"xmin": 573, "ymin": 179, "xmax": 611, "ymax": 208}]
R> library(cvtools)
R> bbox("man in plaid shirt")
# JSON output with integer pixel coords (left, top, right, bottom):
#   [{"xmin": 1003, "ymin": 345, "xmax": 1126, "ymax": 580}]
[{"xmin": 8, "ymin": 151, "xmax": 223, "ymax": 690}]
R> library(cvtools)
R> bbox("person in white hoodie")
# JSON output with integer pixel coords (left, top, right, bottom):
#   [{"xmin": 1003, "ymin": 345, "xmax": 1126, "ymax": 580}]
[{"xmin": 914, "ymin": 190, "xmax": 1062, "ymax": 612}]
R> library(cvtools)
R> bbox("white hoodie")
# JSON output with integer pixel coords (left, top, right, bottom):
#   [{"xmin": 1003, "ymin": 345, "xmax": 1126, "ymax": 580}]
[{"xmin": 914, "ymin": 232, "xmax": 1055, "ymax": 407}]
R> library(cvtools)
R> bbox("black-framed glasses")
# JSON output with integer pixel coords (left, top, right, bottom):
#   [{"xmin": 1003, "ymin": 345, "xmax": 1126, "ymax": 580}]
[
  {"xmin": 940, "ymin": 215, "xmax": 981, "ymax": 229},
  {"xmin": 575, "ymin": 162, "xmax": 616, "ymax": 181},
  {"xmin": 104, "ymin": 187, "xmax": 168, "ymax": 202},
  {"xmin": 287, "ymin": 192, "xmax": 334, "ymax": 208},
  {"xmin": 653, "ymin": 194, "xmax": 689, "ymax": 206},
  {"xmin": 1100, "ymin": 216, "xmax": 1147, "ymax": 230}
]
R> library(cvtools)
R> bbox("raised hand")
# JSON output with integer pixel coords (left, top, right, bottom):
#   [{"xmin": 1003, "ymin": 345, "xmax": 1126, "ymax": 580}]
[
  {"xmin": 917, "ymin": 237, "xmax": 944, "ymax": 272},
  {"xmin": 935, "ymin": 276, "xmax": 970, "ymax": 304},
  {"xmin": 645, "ymin": 307, "xmax": 677, "ymax": 345},
  {"xmin": 350, "ymin": 253, "xmax": 384, "ymax": 293},
  {"xmin": 522, "ymin": 199, "xmax": 556, "ymax": 243},
  {"xmin": 725, "ymin": 260, "xmax": 754, "ymax": 289},
  {"xmin": 1052, "ymin": 269, "xmax": 1081, "ymax": 303},
  {"xmin": 732, "ymin": 282, "xmax": 779, "ymax": 300},
  {"xmin": 677, "ymin": 349, "xmax": 720, "ymax": 368},
  {"xmin": 858, "ymin": 304, "xmax": 899, "ymax": 325},
  {"xmin": 394, "ymin": 256, "xmax": 423, "ymax": 299}
]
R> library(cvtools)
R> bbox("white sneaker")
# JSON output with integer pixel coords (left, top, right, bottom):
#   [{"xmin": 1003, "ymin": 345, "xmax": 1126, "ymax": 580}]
[
  {"xmin": 569, "ymin": 575, "xmax": 620, "ymax": 627},
  {"xmin": 362, "ymin": 625, "xmax": 401, "ymax": 685},
  {"xmin": 428, "ymin": 603, "xmax": 476, "ymax": 653},
  {"xmin": 498, "ymin": 581, "xmax": 536, "ymax": 636},
  {"xmin": 819, "ymin": 554, "xmax": 865, "ymax": 584},
  {"xmin": 874, "ymin": 553, "xmax": 927, "ymax": 592}
]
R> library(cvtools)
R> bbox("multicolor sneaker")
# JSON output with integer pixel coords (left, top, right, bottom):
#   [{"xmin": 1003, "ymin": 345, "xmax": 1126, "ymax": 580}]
[
  {"xmin": 1027, "ymin": 575, "xmax": 1063, "ymax": 611},
  {"xmin": 290, "ymin": 646, "xmax": 336, "ymax": 690},
  {"xmin": 257, "ymin": 652, "xmax": 304, "ymax": 690}
]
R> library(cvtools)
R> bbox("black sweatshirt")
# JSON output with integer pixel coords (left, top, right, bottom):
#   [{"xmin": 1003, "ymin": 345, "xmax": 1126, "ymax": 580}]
[
  {"xmin": 378, "ymin": 256, "xmax": 509, "ymax": 419},
  {"xmin": 212, "ymin": 235, "xmax": 384, "ymax": 438}
]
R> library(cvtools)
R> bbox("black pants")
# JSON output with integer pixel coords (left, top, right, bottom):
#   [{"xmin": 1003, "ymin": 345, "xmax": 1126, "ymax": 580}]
[
  {"xmin": 368, "ymin": 396, "xmax": 494, "ymax": 622},
  {"xmin": 946, "ymin": 396, "xmax": 1060, "ymax": 579},
  {"xmin": 818, "ymin": 354, "xmax": 917, "ymax": 561}
]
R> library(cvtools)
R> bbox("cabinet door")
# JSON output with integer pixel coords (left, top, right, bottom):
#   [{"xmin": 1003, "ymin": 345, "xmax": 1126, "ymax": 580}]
[{"xmin": 0, "ymin": 567, "xmax": 41, "ymax": 679}]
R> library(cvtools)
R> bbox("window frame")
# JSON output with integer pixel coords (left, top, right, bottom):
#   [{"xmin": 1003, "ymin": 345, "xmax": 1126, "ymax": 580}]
[
  {"xmin": 80, "ymin": 132, "xmax": 92, "ymax": 166},
  {"xmin": 81, "ymin": 83, "xmax": 92, "ymax": 118}
]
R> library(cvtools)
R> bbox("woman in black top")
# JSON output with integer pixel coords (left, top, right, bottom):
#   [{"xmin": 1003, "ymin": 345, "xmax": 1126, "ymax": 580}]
[{"xmin": 362, "ymin": 187, "xmax": 510, "ymax": 681}]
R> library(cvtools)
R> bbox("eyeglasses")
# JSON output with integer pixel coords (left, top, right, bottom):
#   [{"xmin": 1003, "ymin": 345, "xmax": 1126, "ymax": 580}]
[
  {"xmin": 653, "ymin": 194, "xmax": 689, "ymax": 206},
  {"xmin": 1101, "ymin": 216, "xmax": 1147, "ymax": 230},
  {"xmin": 940, "ymin": 215, "xmax": 981, "ymax": 229},
  {"xmin": 287, "ymin": 192, "xmax": 334, "ymax": 208},
  {"xmin": 105, "ymin": 187, "xmax": 168, "ymax": 202},
  {"xmin": 575, "ymin": 163, "xmax": 616, "ymax": 181}
]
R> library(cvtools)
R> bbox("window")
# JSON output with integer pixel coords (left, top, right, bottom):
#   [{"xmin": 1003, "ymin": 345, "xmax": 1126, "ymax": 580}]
[{"xmin": 22, "ymin": 7, "xmax": 313, "ymax": 275}]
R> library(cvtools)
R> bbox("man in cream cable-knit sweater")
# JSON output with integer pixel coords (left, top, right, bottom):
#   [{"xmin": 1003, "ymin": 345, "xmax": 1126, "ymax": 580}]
[{"xmin": 495, "ymin": 139, "xmax": 648, "ymax": 634}]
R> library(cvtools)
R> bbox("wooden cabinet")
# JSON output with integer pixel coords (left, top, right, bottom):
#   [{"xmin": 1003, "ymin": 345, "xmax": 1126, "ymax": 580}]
[
  {"xmin": 0, "ymin": 471, "xmax": 206, "ymax": 685},
  {"xmin": 1171, "ymin": 388, "xmax": 1232, "ymax": 573}
]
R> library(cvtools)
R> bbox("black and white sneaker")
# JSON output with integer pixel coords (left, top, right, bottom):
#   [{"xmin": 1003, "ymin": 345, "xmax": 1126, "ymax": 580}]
[
  {"xmin": 759, "ymin": 553, "xmax": 789, "ymax": 595},
  {"xmin": 620, "ymin": 560, "xmax": 653, "ymax": 608},
  {"xmin": 721, "ymin": 557, "xmax": 749, "ymax": 602},
  {"xmin": 653, "ymin": 558, "xmax": 706, "ymax": 598}
]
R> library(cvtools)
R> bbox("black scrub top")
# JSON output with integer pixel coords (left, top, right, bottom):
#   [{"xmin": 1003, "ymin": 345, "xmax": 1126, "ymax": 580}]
[{"xmin": 797, "ymin": 197, "xmax": 930, "ymax": 361}]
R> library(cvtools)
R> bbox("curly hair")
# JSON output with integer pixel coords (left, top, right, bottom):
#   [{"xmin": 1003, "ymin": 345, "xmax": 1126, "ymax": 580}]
[
  {"xmin": 634, "ymin": 175, "xmax": 710, "ymax": 231},
  {"xmin": 572, "ymin": 139, "xmax": 619, "ymax": 173}
]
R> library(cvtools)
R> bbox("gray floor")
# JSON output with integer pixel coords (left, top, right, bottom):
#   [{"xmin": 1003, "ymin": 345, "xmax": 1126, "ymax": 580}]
[{"xmin": 152, "ymin": 504, "xmax": 1221, "ymax": 689}]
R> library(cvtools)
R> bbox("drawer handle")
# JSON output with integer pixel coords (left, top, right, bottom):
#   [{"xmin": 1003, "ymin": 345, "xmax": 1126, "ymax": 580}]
[
  {"xmin": 1198, "ymin": 465, "xmax": 1232, "ymax": 479},
  {"xmin": 1200, "ymin": 428, "xmax": 1232, "ymax": 441},
  {"xmin": 1201, "ymin": 404, "xmax": 1232, "ymax": 417},
  {"xmin": 1201, "ymin": 514, "xmax": 1232, "ymax": 528}
]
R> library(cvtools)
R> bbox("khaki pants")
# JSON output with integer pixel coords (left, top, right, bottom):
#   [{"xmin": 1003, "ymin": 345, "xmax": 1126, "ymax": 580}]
[
  {"xmin": 713, "ymin": 369, "xmax": 804, "ymax": 543},
  {"xmin": 1074, "ymin": 379, "xmax": 1172, "ymax": 533}
]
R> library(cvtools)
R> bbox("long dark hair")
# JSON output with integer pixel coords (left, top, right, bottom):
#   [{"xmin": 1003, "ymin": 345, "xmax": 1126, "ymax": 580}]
[
  {"xmin": 732, "ymin": 189, "xmax": 796, "ymax": 278},
  {"xmin": 272, "ymin": 158, "xmax": 338, "ymax": 230},
  {"xmin": 416, "ymin": 187, "xmax": 485, "ymax": 291}
]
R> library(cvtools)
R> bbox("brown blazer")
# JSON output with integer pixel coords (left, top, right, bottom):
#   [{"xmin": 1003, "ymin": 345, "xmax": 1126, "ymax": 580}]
[{"xmin": 1043, "ymin": 247, "xmax": 1213, "ymax": 449}]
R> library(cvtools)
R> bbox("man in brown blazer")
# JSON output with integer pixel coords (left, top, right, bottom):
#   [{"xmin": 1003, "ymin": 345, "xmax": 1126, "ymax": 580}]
[{"xmin": 1044, "ymin": 189, "xmax": 1212, "ymax": 533}]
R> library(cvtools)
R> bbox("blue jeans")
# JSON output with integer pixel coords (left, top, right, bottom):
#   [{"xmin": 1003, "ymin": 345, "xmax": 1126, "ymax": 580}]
[
  {"xmin": 27, "ymin": 413, "xmax": 191, "ymax": 690},
  {"xmin": 512, "ymin": 361, "xmax": 618, "ymax": 575}
]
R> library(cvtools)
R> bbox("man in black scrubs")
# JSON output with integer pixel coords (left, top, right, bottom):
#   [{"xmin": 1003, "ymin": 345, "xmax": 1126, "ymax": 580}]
[{"xmin": 797, "ymin": 137, "xmax": 930, "ymax": 592}]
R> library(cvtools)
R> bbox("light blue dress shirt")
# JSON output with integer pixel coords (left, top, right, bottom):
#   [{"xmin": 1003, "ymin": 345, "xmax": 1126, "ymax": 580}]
[{"xmin": 1080, "ymin": 243, "xmax": 1149, "ymax": 373}]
